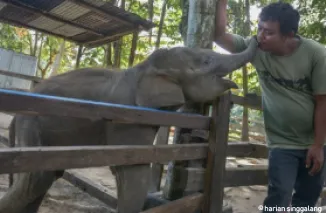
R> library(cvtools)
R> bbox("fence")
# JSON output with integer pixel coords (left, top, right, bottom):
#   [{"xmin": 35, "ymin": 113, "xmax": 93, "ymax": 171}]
[{"xmin": 0, "ymin": 69, "xmax": 272, "ymax": 213}]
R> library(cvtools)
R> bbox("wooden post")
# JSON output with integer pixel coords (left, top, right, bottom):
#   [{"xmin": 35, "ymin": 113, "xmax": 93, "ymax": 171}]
[
  {"xmin": 202, "ymin": 91, "xmax": 232, "ymax": 213},
  {"xmin": 149, "ymin": 126, "xmax": 170, "ymax": 192}
]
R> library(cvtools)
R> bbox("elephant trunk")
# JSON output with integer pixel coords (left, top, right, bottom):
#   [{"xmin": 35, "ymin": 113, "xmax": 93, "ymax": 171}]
[{"xmin": 211, "ymin": 37, "xmax": 258, "ymax": 77}]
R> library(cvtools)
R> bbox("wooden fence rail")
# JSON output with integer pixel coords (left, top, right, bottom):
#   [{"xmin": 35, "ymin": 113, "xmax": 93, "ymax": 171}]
[
  {"xmin": 0, "ymin": 88, "xmax": 210, "ymax": 129},
  {"xmin": 0, "ymin": 141, "xmax": 269, "ymax": 175},
  {"xmin": 231, "ymin": 94, "xmax": 262, "ymax": 110},
  {"xmin": 0, "ymin": 144, "xmax": 208, "ymax": 174},
  {"xmin": 0, "ymin": 69, "xmax": 263, "ymax": 111}
]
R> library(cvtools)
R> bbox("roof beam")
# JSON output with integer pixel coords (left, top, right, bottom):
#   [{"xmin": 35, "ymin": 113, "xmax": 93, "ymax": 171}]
[
  {"xmin": 0, "ymin": 0, "xmax": 105, "ymax": 37},
  {"xmin": 84, "ymin": 27, "xmax": 139, "ymax": 48}
]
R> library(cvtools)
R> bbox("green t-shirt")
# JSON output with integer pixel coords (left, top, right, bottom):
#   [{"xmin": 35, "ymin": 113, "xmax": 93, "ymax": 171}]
[{"xmin": 231, "ymin": 34, "xmax": 326, "ymax": 149}]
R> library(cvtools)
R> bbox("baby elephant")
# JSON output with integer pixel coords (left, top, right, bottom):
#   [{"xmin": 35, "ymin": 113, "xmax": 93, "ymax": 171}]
[{"xmin": 0, "ymin": 36, "xmax": 258, "ymax": 213}]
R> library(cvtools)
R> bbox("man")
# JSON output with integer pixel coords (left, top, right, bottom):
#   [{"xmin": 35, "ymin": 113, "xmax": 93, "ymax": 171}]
[{"xmin": 214, "ymin": 1, "xmax": 326, "ymax": 212}]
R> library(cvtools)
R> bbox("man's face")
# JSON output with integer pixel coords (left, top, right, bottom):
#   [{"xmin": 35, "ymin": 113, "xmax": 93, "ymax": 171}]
[{"xmin": 257, "ymin": 20, "xmax": 287, "ymax": 53}]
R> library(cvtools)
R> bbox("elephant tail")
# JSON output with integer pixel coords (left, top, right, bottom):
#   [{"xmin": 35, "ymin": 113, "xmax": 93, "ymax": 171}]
[
  {"xmin": 0, "ymin": 171, "xmax": 56, "ymax": 213},
  {"xmin": 1, "ymin": 117, "xmax": 60, "ymax": 213}
]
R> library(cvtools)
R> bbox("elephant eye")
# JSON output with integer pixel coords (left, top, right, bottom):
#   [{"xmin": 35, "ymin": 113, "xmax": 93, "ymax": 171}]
[{"xmin": 203, "ymin": 57, "xmax": 212, "ymax": 65}]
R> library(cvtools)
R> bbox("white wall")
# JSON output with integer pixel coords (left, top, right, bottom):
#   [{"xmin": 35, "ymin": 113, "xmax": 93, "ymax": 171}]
[{"xmin": 0, "ymin": 48, "xmax": 37, "ymax": 130}]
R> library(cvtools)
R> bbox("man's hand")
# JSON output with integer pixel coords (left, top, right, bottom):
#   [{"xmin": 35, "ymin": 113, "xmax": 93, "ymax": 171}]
[
  {"xmin": 308, "ymin": 95, "xmax": 326, "ymax": 176},
  {"xmin": 306, "ymin": 144, "xmax": 324, "ymax": 176}
]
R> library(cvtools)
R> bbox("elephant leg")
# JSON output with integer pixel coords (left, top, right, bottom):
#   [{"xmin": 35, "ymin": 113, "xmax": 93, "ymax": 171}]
[
  {"xmin": 0, "ymin": 171, "xmax": 57, "ymax": 213},
  {"xmin": 114, "ymin": 164, "xmax": 151, "ymax": 213}
]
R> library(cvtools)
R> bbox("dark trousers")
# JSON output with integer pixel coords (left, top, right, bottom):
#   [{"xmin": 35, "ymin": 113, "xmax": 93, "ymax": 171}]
[{"xmin": 262, "ymin": 147, "xmax": 326, "ymax": 213}]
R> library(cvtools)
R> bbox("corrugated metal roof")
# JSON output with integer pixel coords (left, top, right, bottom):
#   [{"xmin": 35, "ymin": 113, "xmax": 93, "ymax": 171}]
[
  {"xmin": 51, "ymin": 1, "xmax": 90, "ymax": 20},
  {"xmin": 0, "ymin": 0, "xmax": 155, "ymax": 47},
  {"xmin": 53, "ymin": 24, "xmax": 86, "ymax": 37},
  {"xmin": 74, "ymin": 11, "xmax": 120, "ymax": 34},
  {"xmin": 29, "ymin": 16, "xmax": 64, "ymax": 31}
]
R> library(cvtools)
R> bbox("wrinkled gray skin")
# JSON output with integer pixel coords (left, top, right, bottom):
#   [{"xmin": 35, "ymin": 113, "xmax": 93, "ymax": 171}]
[{"xmin": 1, "ymin": 37, "xmax": 258, "ymax": 213}]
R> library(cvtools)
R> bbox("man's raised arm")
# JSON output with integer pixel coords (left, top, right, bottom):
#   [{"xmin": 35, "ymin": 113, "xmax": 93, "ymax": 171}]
[{"xmin": 215, "ymin": 0, "xmax": 248, "ymax": 53}]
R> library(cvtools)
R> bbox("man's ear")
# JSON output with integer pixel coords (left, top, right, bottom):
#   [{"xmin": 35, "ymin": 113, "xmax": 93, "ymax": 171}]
[{"xmin": 135, "ymin": 74, "xmax": 185, "ymax": 108}]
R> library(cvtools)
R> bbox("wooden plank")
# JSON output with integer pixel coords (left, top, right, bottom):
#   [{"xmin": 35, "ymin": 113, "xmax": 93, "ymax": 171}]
[
  {"xmin": 63, "ymin": 171, "xmax": 170, "ymax": 210},
  {"xmin": 231, "ymin": 94, "xmax": 262, "ymax": 110},
  {"xmin": 63, "ymin": 171, "xmax": 117, "ymax": 208},
  {"xmin": 0, "ymin": 140, "xmax": 267, "ymax": 162},
  {"xmin": 149, "ymin": 126, "xmax": 170, "ymax": 192},
  {"xmin": 0, "ymin": 69, "xmax": 42, "ymax": 83},
  {"xmin": 178, "ymin": 165, "xmax": 268, "ymax": 192},
  {"xmin": 0, "ymin": 88, "xmax": 210, "ymax": 130},
  {"xmin": 140, "ymin": 193, "xmax": 203, "ymax": 213},
  {"xmin": 226, "ymin": 141, "xmax": 268, "ymax": 158},
  {"xmin": 226, "ymin": 166, "xmax": 268, "ymax": 187},
  {"xmin": 143, "ymin": 193, "xmax": 170, "ymax": 210},
  {"xmin": 202, "ymin": 92, "xmax": 232, "ymax": 213},
  {"xmin": 248, "ymin": 142, "xmax": 268, "ymax": 158},
  {"xmin": 0, "ymin": 144, "xmax": 208, "ymax": 174}
]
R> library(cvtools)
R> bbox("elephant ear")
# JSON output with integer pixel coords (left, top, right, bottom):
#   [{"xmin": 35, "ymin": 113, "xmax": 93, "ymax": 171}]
[{"xmin": 135, "ymin": 74, "xmax": 185, "ymax": 108}]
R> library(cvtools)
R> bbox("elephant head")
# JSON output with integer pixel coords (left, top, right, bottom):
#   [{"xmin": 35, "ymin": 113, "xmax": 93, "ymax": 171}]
[{"xmin": 135, "ymin": 36, "xmax": 258, "ymax": 108}]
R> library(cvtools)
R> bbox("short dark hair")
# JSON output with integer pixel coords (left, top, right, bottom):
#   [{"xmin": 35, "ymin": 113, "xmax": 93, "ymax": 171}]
[{"xmin": 259, "ymin": 2, "xmax": 300, "ymax": 35}]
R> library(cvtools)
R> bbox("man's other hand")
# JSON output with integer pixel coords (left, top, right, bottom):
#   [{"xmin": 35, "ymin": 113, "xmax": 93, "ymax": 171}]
[{"xmin": 306, "ymin": 144, "xmax": 324, "ymax": 176}]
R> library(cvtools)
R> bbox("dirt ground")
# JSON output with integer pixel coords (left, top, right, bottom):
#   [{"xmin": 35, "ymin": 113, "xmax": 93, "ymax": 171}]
[{"xmin": 0, "ymin": 167, "xmax": 269, "ymax": 213}]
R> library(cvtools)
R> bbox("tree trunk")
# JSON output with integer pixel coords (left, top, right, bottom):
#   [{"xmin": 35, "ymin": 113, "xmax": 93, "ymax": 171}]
[
  {"xmin": 186, "ymin": 0, "xmax": 215, "ymax": 49},
  {"xmin": 36, "ymin": 35, "xmax": 44, "ymax": 79},
  {"xmin": 228, "ymin": 1, "xmax": 241, "ymax": 79},
  {"xmin": 128, "ymin": 31, "xmax": 138, "ymax": 67},
  {"xmin": 75, "ymin": 45, "xmax": 83, "ymax": 69},
  {"xmin": 113, "ymin": 0, "xmax": 125, "ymax": 68},
  {"xmin": 241, "ymin": 0, "xmax": 250, "ymax": 141},
  {"xmin": 38, "ymin": 37, "xmax": 56, "ymax": 78},
  {"xmin": 32, "ymin": 32, "xmax": 39, "ymax": 57},
  {"xmin": 106, "ymin": 44, "xmax": 113, "ymax": 68},
  {"xmin": 179, "ymin": 0, "xmax": 189, "ymax": 44},
  {"xmin": 162, "ymin": 0, "xmax": 216, "ymax": 201},
  {"xmin": 155, "ymin": 0, "xmax": 168, "ymax": 50},
  {"xmin": 48, "ymin": 40, "xmax": 65, "ymax": 77},
  {"xmin": 148, "ymin": 0, "xmax": 154, "ymax": 44}
]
